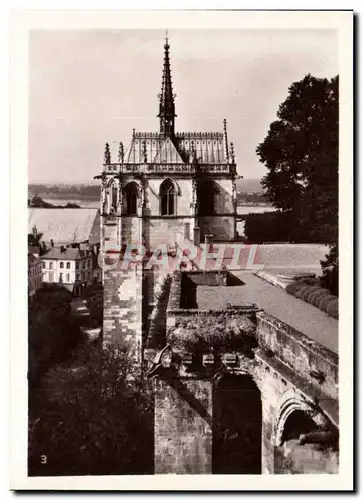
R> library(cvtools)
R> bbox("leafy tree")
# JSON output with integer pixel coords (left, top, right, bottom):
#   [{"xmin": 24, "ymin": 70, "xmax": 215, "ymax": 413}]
[
  {"xmin": 28, "ymin": 285, "xmax": 82, "ymax": 385},
  {"xmin": 256, "ymin": 74, "xmax": 338, "ymax": 243},
  {"xmin": 320, "ymin": 244, "xmax": 339, "ymax": 296},
  {"xmin": 28, "ymin": 284, "xmax": 153, "ymax": 476},
  {"xmin": 28, "ymin": 345, "xmax": 154, "ymax": 476},
  {"xmin": 256, "ymin": 74, "xmax": 339, "ymax": 289},
  {"xmin": 244, "ymin": 211, "xmax": 295, "ymax": 243}
]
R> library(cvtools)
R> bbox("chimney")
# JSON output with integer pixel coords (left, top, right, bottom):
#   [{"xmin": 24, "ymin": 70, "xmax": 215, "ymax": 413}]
[{"xmin": 50, "ymin": 239, "xmax": 54, "ymax": 248}]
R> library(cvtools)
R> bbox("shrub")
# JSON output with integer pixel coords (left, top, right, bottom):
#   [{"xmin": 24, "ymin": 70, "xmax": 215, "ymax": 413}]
[
  {"xmin": 285, "ymin": 281, "xmax": 338, "ymax": 318},
  {"xmin": 310, "ymin": 289, "xmax": 331, "ymax": 307},
  {"xmin": 322, "ymin": 295, "xmax": 336, "ymax": 313},
  {"xmin": 326, "ymin": 299, "xmax": 339, "ymax": 319},
  {"xmin": 290, "ymin": 280, "xmax": 306, "ymax": 298},
  {"xmin": 305, "ymin": 286, "xmax": 323, "ymax": 304},
  {"xmin": 299, "ymin": 285, "xmax": 318, "ymax": 301},
  {"xmin": 294, "ymin": 280, "xmax": 306, "ymax": 291},
  {"xmin": 317, "ymin": 294, "xmax": 335, "ymax": 311},
  {"xmin": 295, "ymin": 286, "xmax": 307, "ymax": 299},
  {"xmin": 286, "ymin": 283, "xmax": 297, "ymax": 295}
]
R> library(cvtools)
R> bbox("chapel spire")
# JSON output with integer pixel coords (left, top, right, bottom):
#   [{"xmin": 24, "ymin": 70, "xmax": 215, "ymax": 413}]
[{"xmin": 158, "ymin": 31, "xmax": 176, "ymax": 136}]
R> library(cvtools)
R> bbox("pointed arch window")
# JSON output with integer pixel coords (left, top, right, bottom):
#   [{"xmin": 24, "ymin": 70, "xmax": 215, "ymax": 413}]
[
  {"xmin": 111, "ymin": 184, "xmax": 118, "ymax": 210},
  {"xmin": 160, "ymin": 179, "xmax": 176, "ymax": 216},
  {"xmin": 123, "ymin": 182, "xmax": 139, "ymax": 216}
]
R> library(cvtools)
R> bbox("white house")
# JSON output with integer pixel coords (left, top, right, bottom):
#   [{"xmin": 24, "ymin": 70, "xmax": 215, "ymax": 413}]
[{"xmin": 41, "ymin": 246, "xmax": 98, "ymax": 293}]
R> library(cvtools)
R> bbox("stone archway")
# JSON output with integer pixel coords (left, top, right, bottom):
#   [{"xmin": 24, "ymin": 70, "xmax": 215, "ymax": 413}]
[
  {"xmin": 274, "ymin": 390, "xmax": 327, "ymax": 447},
  {"xmin": 212, "ymin": 374, "xmax": 262, "ymax": 474},
  {"xmin": 281, "ymin": 410, "xmax": 318, "ymax": 443},
  {"xmin": 273, "ymin": 390, "xmax": 338, "ymax": 474}
]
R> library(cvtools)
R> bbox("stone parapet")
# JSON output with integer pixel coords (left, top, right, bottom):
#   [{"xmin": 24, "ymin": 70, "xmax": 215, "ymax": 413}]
[{"xmin": 256, "ymin": 311, "xmax": 338, "ymax": 400}]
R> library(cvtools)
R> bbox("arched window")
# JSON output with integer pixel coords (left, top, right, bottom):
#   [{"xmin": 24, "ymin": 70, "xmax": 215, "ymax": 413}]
[
  {"xmin": 160, "ymin": 179, "xmax": 176, "ymax": 216},
  {"xmin": 111, "ymin": 184, "xmax": 118, "ymax": 210},
  {"xmin": 123, "ymin": 182, "xmax": 139, "ymax": 216}
]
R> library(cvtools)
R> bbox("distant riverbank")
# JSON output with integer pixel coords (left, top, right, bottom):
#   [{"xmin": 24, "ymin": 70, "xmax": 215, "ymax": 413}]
[
  {"xmin": 33, "ymin": 197, "xmax": 100, "ymax": 209},
  {"xmin": 30, "ymin": 195, "xmax": 276, "ymax": 214},
  {"xmin": 237, "ymin": 205, "xmax": 276, "ymax": 215}
]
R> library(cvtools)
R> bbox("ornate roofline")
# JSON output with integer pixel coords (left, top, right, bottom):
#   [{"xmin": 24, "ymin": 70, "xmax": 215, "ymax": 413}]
[{"xmin": 133, "ymin": 131, "xmax": 224, "ymax": 139}]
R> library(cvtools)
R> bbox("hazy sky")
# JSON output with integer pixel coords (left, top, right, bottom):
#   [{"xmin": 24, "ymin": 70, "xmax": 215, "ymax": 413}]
[{"xmin": 29, "ymin": 29, "xmax": 338, "ymax": 183}]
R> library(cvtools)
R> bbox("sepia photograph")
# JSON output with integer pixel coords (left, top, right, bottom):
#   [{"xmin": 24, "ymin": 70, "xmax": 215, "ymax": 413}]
[{"xmin": 9, "ymin": 9, "xmax": 353, "ymax": 491}]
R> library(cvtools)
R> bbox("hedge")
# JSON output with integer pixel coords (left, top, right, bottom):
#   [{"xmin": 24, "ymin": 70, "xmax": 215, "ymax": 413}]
[
  {"xmin": 326, "ymin": 299, "xmax": 339, "ymax": 319},
  {"xmin": 299, "ymin": 285, "xmax": 319, "ymax": 301},
  {"xmin": 284, "ymin": 282, "xmax": 338, "ymax": 319},
  {"xmin": 317, "ymin": 294, "xmax": 335, "ymax": 312},
  {"xmin": 286, "ymin": 283, "xmax": 297, "ymax": 295},
  {"xmin": 305, "ymin": 286, "xmax": 324, "ymax": 303},
  {"xmin": 309, "ymin": 289, "xmax": 330, "ymax": 307}
]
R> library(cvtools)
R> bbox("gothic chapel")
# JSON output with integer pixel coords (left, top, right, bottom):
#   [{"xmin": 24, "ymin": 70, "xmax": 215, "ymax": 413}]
[{"xmin": 96, "ymin": 35, "xmax": 239, "ymax": 252}]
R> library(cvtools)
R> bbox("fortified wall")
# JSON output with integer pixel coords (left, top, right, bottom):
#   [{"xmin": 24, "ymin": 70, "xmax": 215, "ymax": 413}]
[
  {"xmin": 144, "ymin": 270, "xmax": 339, "ymax": 475},
  {"xmin": 101, "ymin": 259, "xmax": 339, "ymax": 475}
]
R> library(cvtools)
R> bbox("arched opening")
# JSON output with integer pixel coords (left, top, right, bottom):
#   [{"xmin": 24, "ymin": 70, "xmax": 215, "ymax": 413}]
[
  {"xmin": 197, "ymin": 180, "xmax": 219, "ymax": 216},
  {"xmin": 212, "ymin": 374, "xmax": 262, "ymax": 474},
  {"xmin": 123, "ymin": 182, "xmax": 139, "ymax": 216},
  {"xmin": 281, "ymin": 410, "xmax": 318, "ymax": 444},
  {"xmin": 160, "ymin": 179, "xmax": 176, "ymax": 216}
]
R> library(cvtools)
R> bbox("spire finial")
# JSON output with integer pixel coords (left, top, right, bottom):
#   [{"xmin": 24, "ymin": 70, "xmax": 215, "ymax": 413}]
[
  {"xmin": 158, "ymin": 34, "xmax": 176, "ymax": 136},
  {"xmin": 118, "ymin": 142, "xmax": 124, "ymax": 163},
  {"xmin": 230, "ymin": 142, "xmax": 235, "ymax": 164},
  {"xmin": 223, "ymin": 119, "xmax": 229, "ymax": 161},
  {"xmin": 142, "ymin": 140, "xmax": 148, "ymax": 164},
  {"xmin": 104, "ymin": 142, "xmax": 111, "ymax": 165}
]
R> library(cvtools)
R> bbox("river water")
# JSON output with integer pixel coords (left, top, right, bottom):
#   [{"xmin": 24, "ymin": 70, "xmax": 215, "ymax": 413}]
[{"xmin": 42, "ymin": 199, "xmax": 276, "ymax": 214}]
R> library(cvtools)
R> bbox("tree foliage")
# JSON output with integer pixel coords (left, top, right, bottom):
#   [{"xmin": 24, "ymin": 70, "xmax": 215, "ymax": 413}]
[
  {"xmin": 28, "ymin": 346, "xmax": 154, "ymax": 476},
  {"xmin": 28, "ymin": 285, "xmax": 83, "ymax": 385},
  {"xmin": 28, "ymin": 284, "xmax": 154, "ymax": 476},
  {"xmin": 256, "ymin": 74, "xmax": 338, "ymax": 243},
  {"xmin": 320, "ymin": 244, "xmax": 339, "ymax": 297}
]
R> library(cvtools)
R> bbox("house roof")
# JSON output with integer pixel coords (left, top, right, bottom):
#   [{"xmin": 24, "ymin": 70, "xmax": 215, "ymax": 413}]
[
  {"xmin": 41, "ymin": 247, "xmax": 90, "ymax": 261},
  {"xmin": 28, "ymin": 208, "xmax": 100, "ymax": 245}
]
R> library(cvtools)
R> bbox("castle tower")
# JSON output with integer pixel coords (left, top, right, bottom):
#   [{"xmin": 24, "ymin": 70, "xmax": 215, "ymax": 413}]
[
  {"xmin": 94, "ymin": 34, "xmax": 239, "ymax": 355},
  {"xmin": 95, "ymin": 34, "xmax": 238, "ymax": 255}
]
